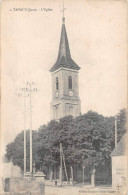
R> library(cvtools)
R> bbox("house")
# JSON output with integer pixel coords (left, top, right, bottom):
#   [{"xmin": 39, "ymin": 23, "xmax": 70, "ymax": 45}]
[
  {"xmin": 111, "ymin": 134, "xmax": 127, "ymax": 187},
  {"xmin": 0, "ymin": 155, "xmax": 21, "ymax": 192}
]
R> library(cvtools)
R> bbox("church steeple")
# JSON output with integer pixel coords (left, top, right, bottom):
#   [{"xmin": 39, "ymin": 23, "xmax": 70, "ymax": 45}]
[
  {"xmin": 50, "ymin": 17, "xmax": 80, "ymax": 72},
  {"xmin": 58, "ymin": 20, "xmax": 71, "ymax": 59},
  {"xmin": 50, "ymin": 7, "xmax": 81, "ymax": 120}
]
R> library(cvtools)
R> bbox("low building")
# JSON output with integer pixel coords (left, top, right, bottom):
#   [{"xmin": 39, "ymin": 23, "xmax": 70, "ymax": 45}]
[
  {"xmin": 0, "ymin": 156, "xmax": 21, "ymax": 192},
  {"xmin": 111, "ymin": 134, "xmax": 127, "ymax": 187}
]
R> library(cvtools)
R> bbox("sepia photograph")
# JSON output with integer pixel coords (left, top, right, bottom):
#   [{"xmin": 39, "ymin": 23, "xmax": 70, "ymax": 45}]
[{"xmin": 0, "ymin": 0, "xmax": 127, "ymax": 194}]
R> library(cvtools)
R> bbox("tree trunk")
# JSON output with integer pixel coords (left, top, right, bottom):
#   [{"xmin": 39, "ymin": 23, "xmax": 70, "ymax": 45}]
[
  {"xmin": 91, "ymin": 168, "xmax": 96, "ymax": 187},
  {"xmin": 49, "ymin": 166, "xmax": 53, "ymax": 181}
]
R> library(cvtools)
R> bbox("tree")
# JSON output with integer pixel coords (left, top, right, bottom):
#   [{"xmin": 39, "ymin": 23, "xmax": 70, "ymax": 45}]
[
  {"xmin": 5, "ymin": 109, "xmax": 126, "ymax": 182},
  {"xmin": 6, "ymin": 131, "xmax": 24, "ymax": 170},
  {"xmin": 117, "ymin": 109, "xmax": 127, "ymax": 142}
]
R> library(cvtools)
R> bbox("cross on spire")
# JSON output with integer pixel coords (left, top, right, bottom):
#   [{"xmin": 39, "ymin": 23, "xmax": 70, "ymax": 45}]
[{"xmin": 61, "ymin": 0, "xmax": 66, "ymax": 23}]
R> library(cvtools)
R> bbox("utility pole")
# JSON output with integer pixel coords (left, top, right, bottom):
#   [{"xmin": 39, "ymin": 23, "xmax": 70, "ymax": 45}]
[
  {"xmin": 29, "ymin": 83, "xmax": 32, "ymax": 174},
  {"xmin": 17, "ymin": 89, "xmax": 29, "ymax": 177},
  {"xmin": 26, "ymin": 82, "xmax": 37, "ymax": 174},
  {"xmin": 23, "ymin": 91, "xmax": 27, "ymax": 177},
  {"xmin": 115, "ymin": 115, "xmax": 117, "ymax": 147},
  {"xmin": 17, "ymin": 82, "xmax": 37, "ymax": 176},
  {"xmin": 60, "ymin": 143, "xmax": 63, "ymax": 185}
]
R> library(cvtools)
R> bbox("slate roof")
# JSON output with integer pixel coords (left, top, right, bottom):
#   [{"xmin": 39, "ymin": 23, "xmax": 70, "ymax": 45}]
[
  {"xmin": 50, "ymin": 21, "xmax": 80, "ymax": 72},
  {"xmin": 111, "ymin": 134, "xmax": 127, "ymax": 156}
]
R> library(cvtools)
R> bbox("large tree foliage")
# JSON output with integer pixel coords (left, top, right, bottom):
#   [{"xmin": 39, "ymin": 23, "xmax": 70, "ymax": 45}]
[
  {"xmin": 6, "ymin": 109, "xmax": 126, "ymax": 179},
  {"xmin": 117, "ymin": 109, "xmax": 127, "ymax": 141}
]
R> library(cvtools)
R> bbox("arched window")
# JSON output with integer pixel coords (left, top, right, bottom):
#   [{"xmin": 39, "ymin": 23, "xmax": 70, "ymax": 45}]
[
  {"xmin": 56, "ymin": 77, "xmax": 59, "ymax": 90},
  {"xmin": 68, "ymin": 76, "xmax": 72, "ymax": 89}
]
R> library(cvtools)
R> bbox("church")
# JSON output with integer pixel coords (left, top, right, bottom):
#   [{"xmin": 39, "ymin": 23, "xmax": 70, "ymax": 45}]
[{"xmin": 50, "ymin": 16, "xmax": 81, "ymax": 120}]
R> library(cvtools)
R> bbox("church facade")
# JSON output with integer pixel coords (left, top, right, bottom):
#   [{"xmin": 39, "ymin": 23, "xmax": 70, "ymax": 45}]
[{"xmin": 50, "ymin": 18, "xmax": 81, "ymax": 120}]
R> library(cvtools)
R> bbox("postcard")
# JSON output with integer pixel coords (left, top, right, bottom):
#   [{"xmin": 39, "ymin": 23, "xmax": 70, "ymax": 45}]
[{"xmin": 0, "ymin": 0, "xmax": 127, "ymax": 194}]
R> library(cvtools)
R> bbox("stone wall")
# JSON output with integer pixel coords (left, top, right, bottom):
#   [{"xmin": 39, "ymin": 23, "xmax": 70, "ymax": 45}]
[{"xmin": 2, "ymin": 178, "xmax": 45, "ymax": 194}]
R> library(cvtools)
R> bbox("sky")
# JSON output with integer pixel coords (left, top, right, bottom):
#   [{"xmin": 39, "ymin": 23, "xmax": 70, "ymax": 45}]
[{"xmin": 1, "ymin": 0, "xmax": 127, "ymax": 155}]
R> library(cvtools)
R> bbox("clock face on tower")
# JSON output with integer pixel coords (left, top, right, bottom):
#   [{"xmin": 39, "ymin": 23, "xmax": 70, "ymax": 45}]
[
  {"xmin": 69, "ymin": 90, "xmax": 73, "ymax": 97},
  {"xmin": 56, "ymin": 91, "xmax": 59, "ymax": 97}
]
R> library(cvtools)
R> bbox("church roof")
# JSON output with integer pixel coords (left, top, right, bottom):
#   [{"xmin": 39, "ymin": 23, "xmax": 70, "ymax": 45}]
[
  {"xmin": 111, "ymin": 134, "xmax": 127, "ymax": 156},
  {"xmin": 50, "ymin": 19, "xmax": 80, "ymax": 72}
]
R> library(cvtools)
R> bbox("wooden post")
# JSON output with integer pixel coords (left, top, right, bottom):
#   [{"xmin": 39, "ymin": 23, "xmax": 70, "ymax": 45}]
[
  {"xmin": 24, "ymin": 94, "xmax": 26, "ymax": 177},
  {"xmin": 115, "ymin": 116, "xmax": 117, "ymax": 147},
  {"xmin": 29, "ymin": 84, "xmax": 32, "ymax": 174},
  {"xmin": 60, "ymin": 143, "xmax": 63, "ymax": 185},
  {"xmin": 62, "ymin": 146, "xmax": 68, "ymax": 184}
]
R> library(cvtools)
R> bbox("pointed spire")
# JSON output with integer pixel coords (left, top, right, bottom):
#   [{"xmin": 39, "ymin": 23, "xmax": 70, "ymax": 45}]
[
  {"xmin": 58, "ymin": 22, "xmax": 71, "ymax": 60},
  {"xmin": 50, "ymin": 5, "xmax": 80, "ymax": 72}
]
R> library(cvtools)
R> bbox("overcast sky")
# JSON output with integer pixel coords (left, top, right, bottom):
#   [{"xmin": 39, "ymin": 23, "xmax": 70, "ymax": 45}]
[{"xmin": 1, "ymin": 0, "xmax": 127, "ymax": 155}]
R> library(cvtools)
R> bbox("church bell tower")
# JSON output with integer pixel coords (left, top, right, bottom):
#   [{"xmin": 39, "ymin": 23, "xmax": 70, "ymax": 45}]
[{"xmin": 50, "ymin": 16, "xmax": 81, "ymax": 120}]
